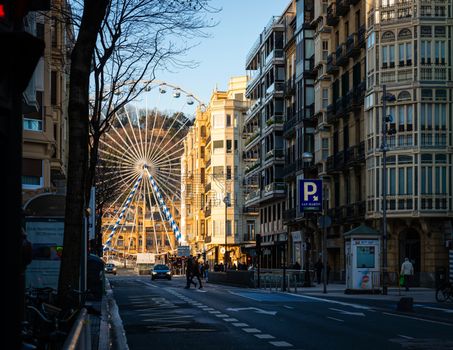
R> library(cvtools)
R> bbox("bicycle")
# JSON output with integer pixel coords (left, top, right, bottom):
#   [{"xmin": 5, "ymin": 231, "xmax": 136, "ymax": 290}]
[{"xmin": 435, "ymin": 281, "xmax": 453, "ymax": 302}]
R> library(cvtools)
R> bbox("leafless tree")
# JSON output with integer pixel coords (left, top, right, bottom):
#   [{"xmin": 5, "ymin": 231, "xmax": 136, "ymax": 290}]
[{"xmin": 58, "ymin": 0, "xmax": 217, "ymax": 306}]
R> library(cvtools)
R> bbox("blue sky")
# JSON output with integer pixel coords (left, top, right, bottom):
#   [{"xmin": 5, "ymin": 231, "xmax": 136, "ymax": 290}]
[{"xmin": 157, "ymin": 0, "xmax": 289, "ymax": 105}]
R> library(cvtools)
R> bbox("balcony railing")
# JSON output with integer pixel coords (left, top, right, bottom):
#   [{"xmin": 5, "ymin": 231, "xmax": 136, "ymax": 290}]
[
  {"xmin": 245, "ymin": 189, "xmax": 261, "ymax": 204},
  {"xmin": 265, "ymin": 148, "xmax": 284, "ymax": 162},
  {"xmin": 326, "ymin": 54, "xmax": 338, "ymax": 74},
  {"xmin": 243, "ymin": 233, "xmax": 256, "ymax": 242},
  {"xmin": 326, "ymin": 103, "xmax": 336, "ymax": 124},
  {"xmin": 263, "ymin": 182, "xmax": 286, "ymax": 196},
  {"xmin": 326, "ymin": 150, "xmax": 345, "ymax": 173},
  {"xmin": 358, "ymin": 25, "xmax": 366, "ymax": 47},
  {"xmin": 336, "ymin": 44, "xmax": 348, "ymax": 67},
  {"xmin": 334, "ymin": 96, "xmax": 346, "ymax": 118},
  {"xmin": 336, "ymin": 0, "xmax": 350, "ymax": 17},
  {"xmin": 245, "ymin": 131, "xmax": 260, "ymax": 147},
  {"xmin": 266, "ymin": 115, "xmax": 284, "ymax": 127},
  {"xmin": 345, "ymin": 33, "xmax": 360, "ymax": 58},
  {"xmin": 327, "ymin": 3, "xmax": 339, "ymax": 26},
  {"xmin": 380, "ymin": 1, "xmax": 414, "ymax": 24},
  {"xmin": 244, "ymin": 160, "xmax": 261, "ymax": 175}
]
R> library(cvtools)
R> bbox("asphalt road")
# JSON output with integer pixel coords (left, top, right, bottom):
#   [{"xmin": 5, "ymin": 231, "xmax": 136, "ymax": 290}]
[{"xmin": 109, "ymin": 274, "xmax": 453, "ymax": 350}]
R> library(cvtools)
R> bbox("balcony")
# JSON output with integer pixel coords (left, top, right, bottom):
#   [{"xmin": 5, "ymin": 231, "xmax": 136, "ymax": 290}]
[
  {"xmin": 265, "ymin": 115, "xmax": 284, "ymax": 128},
  {"xmin": 326, "ymin": 103, "xmax": 336, "ymax": 124},
  {"xmin": 285, "ymin": 76, "xmax": 296, "ymax": 96},
  {"xmin": 336, "ymin": 0, "xmax": 350, "ymax": 17},
  {"xmin": 265, "ymin": 148, "xmax": 284, "ymax": 162},
  {"xmin": 244, "ymin": 131, "xmax": 260, "ymax": 148},
  {"xmin": 243, "ymin": 206, "xmax": 259, "ymax": 214},
  {"xmin": 244, "ymin": 160, "xmax": 261, "ymax": 175},
  {"xmin": 262, "ymin": 182, "xmax": 286, "ymax": 200},
  {"xmin": 335, "ymin": 44, "xmax": 348, "ymax": 67},
  {"xmin": 345, "ymin": 33, "xmax": 360, "ymax": 58},
  {"xmin": 345, "ymin": 142, "xmax": 365, "ymax": 166},
  {"xmin": 380, "ymin": 1, "xmax": 413, "ymax": 24},
  {"xmin": 354, "ymin": 81, "xmax": 366, "ymax": 104},
  {"xmin": 243, "ymin": 233, "xmax": 256, "ymax": 242},
  {"xmin": 358, "ymin": 25, "xmax": 366, "ymax": 48},
  {"xmin": 327, "ymin": 3, "xmax": 339, "ymax": 26},
  {"xmin": 326, "ymin": 150, "xmax": 345, "ymax": 173},
  {"xmin": 245, "ymin": 189, "xmax": 261, "ymax": 206},
  {"xmin": 326, "ymin": 54, "xmax": 339, "ymax": 74}
]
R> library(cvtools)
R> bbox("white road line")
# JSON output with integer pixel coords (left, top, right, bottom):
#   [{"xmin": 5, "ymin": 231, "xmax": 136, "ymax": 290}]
[
  {"xmin": 204, "ymin": 308, "xmax": 215, "ymax": 311},
  {"xmin": 327, "ymin": 316, "xmax": 344, "ymax": 322},
  {"xmin": 215, "ymin": 314, "xmax": 230, "ymax": 318},
  {"xmin": 285, "ymin": 292, "xmax": 371, "ymax": 310},
  {"xmin": 242, "ymin": 328, "xmax": 261, "ymax": 333},
  {"xmin": 255, "ymin": 334, "xmax": 275, "ymax": 339},
  {"xmin": 208, "ymin": 311, "xmax": 221, "ymax": 314},
  {"xmin": 269, "ymin": 341, "xmax": 293, "ymax": 347},
  {"xmin": 398, "ymin": 335, "xmax": 415, "ymax": 339},
  {"xmin": 232, "ymin": 323, "xmax": 248, "ymax": 327},
  {"xmin": 416, "ymin": 305, "xmax": 453, "ymax": 313},
  {"xmin": 223, "ymin": 318, "xmax": 238, "ymax": 322},
  {"xmin": 382, "ymin": 312, "xmax": 453, "ymax": 326},
  {"xmin": 196, "ymin": 289, "xmax": 208, "ymax": 293},
  {"xmin": 283, "ymin": 305, "xmax": 294, "ymax": 309}
]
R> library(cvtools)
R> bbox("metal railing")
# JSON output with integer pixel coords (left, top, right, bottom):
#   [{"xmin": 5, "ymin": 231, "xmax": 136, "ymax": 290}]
[{"xmin": 62, "ymin": 308, "xmax": 91, "ymax": 350}]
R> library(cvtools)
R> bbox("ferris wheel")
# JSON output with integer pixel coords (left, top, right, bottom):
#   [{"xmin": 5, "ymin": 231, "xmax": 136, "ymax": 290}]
[{"xmin": 99, "ymin": 80, "xmax": 204, "ymax": 256}]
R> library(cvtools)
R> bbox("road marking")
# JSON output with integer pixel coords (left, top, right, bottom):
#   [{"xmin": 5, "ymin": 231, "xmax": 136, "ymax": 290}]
[
  {"xmin": 398, "ymin": 335, "xmax": 414, "ymax": 339},
  {"xmin": 232, "ymin": 323, "xmax": 248, "ymax": 327},
  {"xmin": 414, "ymin": 305, "xmax": 453, "ymax": 313},
  {"xmin": 196, "ymin": 289, "xmax": 207, "ymax": 293},
  {"xmin": 215, "ymin": 314, "xmax": 230, "ymax": 318},
  {"xmin": 329, "ymin": 308, "xmax": 365, "ymax": 316},
  {"xmin": 242, "ymin": 328, "xmax": 261, "ymax": 333},
  {"xmin": 226, "ymin": 307, "xmax": 277, "ymax": 316},
  {"xmin": 269, "ymin": 341, "xmax": 293, "ymax": 347},
  {"xmin": 327, "ymin": 316, "xmax": 344, "ymax": 322},
  {"xmin": 223, "ymin": 318, "xmax": 238, "ymax": 322},
  {"xmin": 285, "ymin": 292, "xmax": 371, "ymax": 310},
  {"xmin": 382, "ymin": 312, "xmax": 453, "ymax": 326},
  {"xmin": 204, "ymin": 308, "xmax": 215, "ymax": 311},
  {"xmin": 255, "ymin": 334, "xmax": 275, "ymax": 339},
  {"xmin": 208, "ymin": 311, "xmax": 221, "ymax": 314},
  {"xmin": 283, "ymin": 305, "xmax": 294, "ymax": 309}
]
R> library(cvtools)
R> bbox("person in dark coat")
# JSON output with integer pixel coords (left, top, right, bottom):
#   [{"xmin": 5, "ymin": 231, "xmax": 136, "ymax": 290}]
[
  {"xmin": 314, "ymin": 258, "xmax": 323, "ymax": 284},
  {"xmin": 192, "ymin": 258, "xmax": 203, "ymax": 289},
  {"xmin": 185, "ymin": 256, "xmax": 196, "ymax": 289}
]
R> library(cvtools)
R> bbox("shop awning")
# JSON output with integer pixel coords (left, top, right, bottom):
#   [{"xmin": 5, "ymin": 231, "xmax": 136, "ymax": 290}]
[{"xmin": 343, "ymin": 224, "xmax": 379, "ymax": 237}]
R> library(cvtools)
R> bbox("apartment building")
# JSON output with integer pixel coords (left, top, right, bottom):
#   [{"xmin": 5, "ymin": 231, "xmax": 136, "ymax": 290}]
[
  {"xmin": 244, "ymin": 4, "xmax": 297, "ymax": 268},
  {"xmin": 364, "ymin": 0, "xmax": 453, "ymax": 285},
  {"xmin": 182, "ymin": 77, "xmax": 255, "ymax": 265},
  {"xmin": 22, "ymin": 1, "xmax": 72, "ymax": 208}
]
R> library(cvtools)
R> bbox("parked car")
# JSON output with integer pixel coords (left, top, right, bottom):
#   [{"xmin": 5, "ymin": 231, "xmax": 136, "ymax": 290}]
[
  {"xmin": 105, "ymin": 263, "xmax": 117, "ymax": 275},
  {"xmin": 151, "ymin": 264, "xmax": 171, "ymax": 280}
]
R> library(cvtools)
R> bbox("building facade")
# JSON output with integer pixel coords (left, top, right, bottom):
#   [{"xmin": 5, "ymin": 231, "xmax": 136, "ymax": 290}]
[
  {"xmin": 22, "ymin": 1, "xmax": 72, "ymax": 206},
  {"xmin": 182, "ymin": 77, "xmax": 256, "ymax": 266}
]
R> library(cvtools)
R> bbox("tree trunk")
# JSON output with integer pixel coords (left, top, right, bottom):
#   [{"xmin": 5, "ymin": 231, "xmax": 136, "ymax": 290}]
[{"xmin": 58, "ymin": 0, "xmax": 109, "ymax": 307}]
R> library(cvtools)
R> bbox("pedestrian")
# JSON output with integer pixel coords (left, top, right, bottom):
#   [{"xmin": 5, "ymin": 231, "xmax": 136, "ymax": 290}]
[
  {"xmin": 192, "ymin": 257, "xmax": 203, "ymax": 289},
  {"xmin": 314, "ymin": 258, "xmax": 323, "ymax": 284},
  {"xmin": 400, "ymin": 257, "xmax": 414, "ymax": 291},
  {"xmin": 185, "ymin": 256, "xmax": 196, "ymax": 289},
  {"xmin": 293, "ymin": 261, "xmax": 301, "ymax": 270}
]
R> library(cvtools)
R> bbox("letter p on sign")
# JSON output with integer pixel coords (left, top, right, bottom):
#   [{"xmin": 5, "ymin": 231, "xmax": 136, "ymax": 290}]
[{"xmin": 304, "ymin": 182, "xmax": 317, "ymax": 201}]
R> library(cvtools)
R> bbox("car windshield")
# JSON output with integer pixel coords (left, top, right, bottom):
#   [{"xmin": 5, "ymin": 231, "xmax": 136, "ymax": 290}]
[
  {"xmin": 106, "ymin": 264, "xmax": 115, "ymax": 267},
  {"xmin": 154, "ymin": 265, "xmax": 169, "ymax": 270}
]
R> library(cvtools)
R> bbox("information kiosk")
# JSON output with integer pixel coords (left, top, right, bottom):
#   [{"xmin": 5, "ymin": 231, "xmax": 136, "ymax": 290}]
[{"xmin": 344, "ymin": 225, "xmax": 381, "ymax": 293}]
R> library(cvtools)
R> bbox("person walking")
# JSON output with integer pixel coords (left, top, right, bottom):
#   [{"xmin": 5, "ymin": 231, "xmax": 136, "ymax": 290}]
[
  {"xmin": 185, "ymin": 256, "xmax": 196, "ymax": 289},
  {"xmin": 192, "ymin": 257, "xmax": 203, "ymax": 289},
  {"xmin": 400, "ymin": 257, "xmax": 414, "ymax": 291},
  {"xmin": 314, "ymin": 258, "xmax": 323, "ymax": 284}
]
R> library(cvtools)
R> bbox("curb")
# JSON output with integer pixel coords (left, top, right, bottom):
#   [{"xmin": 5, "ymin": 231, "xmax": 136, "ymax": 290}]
[
  {"xmin": 106, "ymin": 278, "xmax": 130, "ymax": 350},
  {"xmin": 98, "ymin": 281, "xmax": 110, "ymax": 350}
]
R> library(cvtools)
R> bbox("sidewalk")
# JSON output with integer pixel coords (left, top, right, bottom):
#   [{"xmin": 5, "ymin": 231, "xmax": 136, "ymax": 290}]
[{"xmin": 290, "ymin": 283, "xmax": 439, "ymax": 303}]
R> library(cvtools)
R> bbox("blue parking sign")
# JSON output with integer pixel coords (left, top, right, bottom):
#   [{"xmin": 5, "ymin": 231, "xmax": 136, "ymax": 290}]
[{"xmin": 299, "ymin": 179, "xmax": 322, "ymax": 212}]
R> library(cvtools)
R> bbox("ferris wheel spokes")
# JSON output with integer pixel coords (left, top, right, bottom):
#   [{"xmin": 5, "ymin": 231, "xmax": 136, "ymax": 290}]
[
  {"xmin": 101, "ymin": 133, "xmax": 139, "ymax": 165},
  {"xmin": 143, "ymin": 175, "xmax": 160, "ymax": 255},
  {"xmin": 124, "ymin": 107, "xmax": 145, "ymax": 160},
  {"xmin": 113, "ymin": 113, "xmax": 144, "ymax": 162}
]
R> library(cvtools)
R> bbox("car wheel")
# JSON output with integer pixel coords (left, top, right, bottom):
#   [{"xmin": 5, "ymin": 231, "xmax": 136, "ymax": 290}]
[{"xmin": 114, "ymin": 272, "xmax": 117, "ymax": 275}]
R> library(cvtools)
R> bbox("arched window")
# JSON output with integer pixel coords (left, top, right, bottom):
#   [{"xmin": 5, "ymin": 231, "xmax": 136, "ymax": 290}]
[
  {"xmin": 382, "ymin": 31, "xmax": 395, "ymax": 42},
  {"xmin": 117, "ymin": 235, "xmax": 124, "ymax": 247},
  {"xmin": 398, "ymin": 29, "xmax": 412, "ymax": 40},
  {"xmin": 397, "ymin": 91, "xmax": 411, "ymax": 101}
]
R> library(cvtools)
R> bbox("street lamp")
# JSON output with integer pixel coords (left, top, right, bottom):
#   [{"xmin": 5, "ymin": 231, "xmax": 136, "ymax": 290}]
[
  {"xmin": 223, "ymin": 193, "xmax": 231, "ymax": 269},
  {"xmin": 302, "ymin": 151, "xmax": 313, "ymax": 287},
  {"xmin": 381, "ymin": 85, "xmax": 396, "ymax": 295}
]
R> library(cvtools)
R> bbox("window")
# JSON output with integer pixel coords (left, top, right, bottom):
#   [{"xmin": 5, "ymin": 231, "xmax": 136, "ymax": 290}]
[
  {"xmin": 23, "ymin": 91, "xmax": 43, "ymax": 131},
  {"xmin": 226, "ymin": 114, "xmax": 232, "ymax": 127},
  {"xmin": 22, "ymin": 158, "xmax": 43, "ymax": 187},
  {"xmin": 226, "ymin": 166, "xmax": 232, "ymax": 180},
  {"xmin": 420, "ymin": 41, "xmax": 431, "ymax": 64},
  {"xmin": 213, "ymin": 166, "xmax": 223, "ymax": 176},
  {"xmin": 213, "ymin": 114, "xmax": 224, "ymax": 128},
  {"xmin": 226, "ymin": 139, "xmax": 232, "ymax": 153},
  {"xmin": 234, "ymin": 139, "xmax": 238, "ymax": 150},
  {"xmin": 213, "ymin": 140, "xmax": 223, "ymax": 154},
  {"xmin": 246, "ymin": 220, "xmax": 255, "ymax": 240},
  {"xmin": 226, "ymin": 220, "xmax": 232, "ymax": 236},
  {"xmin": 322, "ymin": 88, "xmax": 328, "ymax": 109},
  {"xmin": 322, "ymin": 40, "xmax": 328, "ymax": 60},
  {"xmin": 322, "ymin": 138, "xmax": 329, "ymax": 160},
  {"xmin": 434, "ymin": 41, "xmax": 445, "ymax": 64}
]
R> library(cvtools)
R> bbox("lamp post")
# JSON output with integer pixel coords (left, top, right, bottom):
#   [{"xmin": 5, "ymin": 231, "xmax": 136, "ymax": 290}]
[
  {"xmin": 223, "ymin": 193, "xmax": 230, "ymax": 269},
  {"xmin": 381, "ymin": 85, "xmax": 396, "ymax": 295},
  {"xmin": 302, "ymin": 152, "xmax": 313, "ymax": 287}
]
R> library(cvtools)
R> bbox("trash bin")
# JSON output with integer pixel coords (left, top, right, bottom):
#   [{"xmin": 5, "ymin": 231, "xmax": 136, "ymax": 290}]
[
  {"xmin": 87, "ymin": 254, "xmax": 105, "ymax": 300},
  {"xmin": 435, "ymin": 266, "xmax": 446, "ymax": 288}
]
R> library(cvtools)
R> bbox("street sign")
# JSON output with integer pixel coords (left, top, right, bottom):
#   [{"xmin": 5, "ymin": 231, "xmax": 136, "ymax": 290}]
[
  {"xmin": 177, "ymin": 245, "xmax": 190, "ymax": 257},
  {"xmin": 299, "ymin": 179, "xmax": 322, "ymax": 212}
]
